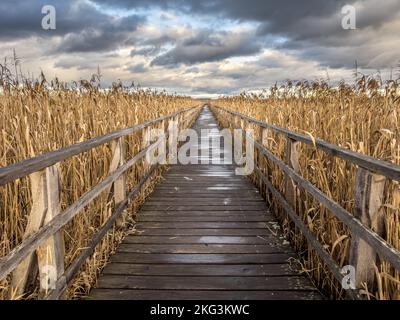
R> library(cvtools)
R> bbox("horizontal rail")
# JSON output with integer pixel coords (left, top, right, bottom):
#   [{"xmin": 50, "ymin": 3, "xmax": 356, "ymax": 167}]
[
  {"xmin": 213, "ymin": 105, "xmax": 400, "ymax": 181},
  {"xmin": 251, "ymin": 133, "xmax": 400, "ymax": 272},
  {"xmin": 0, "ymin": 139, "xmax": 161, "ymax": 280},
  {"xmin": 0, "ymin": 105, "xmax": 200, "ymax": 186},
  {"xmin": 45, "ymin": 164, "xmax": 159, "ymax": 300},
  {"xmin": 212, "ymin": 105, "xmax": 400, "ymax": 298},
  {"xmin": 253, "ymin": 166, "xmax": 361, "ymax": 300}
]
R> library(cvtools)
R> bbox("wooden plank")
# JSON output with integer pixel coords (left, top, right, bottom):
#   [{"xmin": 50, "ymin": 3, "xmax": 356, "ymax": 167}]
[
  {"xmin": 154, "ymin": 187, "xmax": 257, "ymax": 191},
  {"xmin": 117, "ymin": 244, "xmax": 291, "ymax": 254},
  {"xmin": 110, "ymin": 253, "xmax": 293, "ymax": 264},
  {"xmin": 135, "ymin": 222, "xmax": 268, "ymax": 229},
  {"xmin": 96, "ymin": 275, "xmax": 314, "ymax": 291},
  {"xmin": 140, "ymin": 205, "xmax": 267, "ymax": 211},
  {"xmin": 162, "ymin": 176, "xmax": 244, "ymax": 180},
  {"xmin": 157, "ymin": 183, "xmax": 255, "ymax": 186},
  {"xmin": 144, "ymin": 200, "xmax": 265, "ymax": 205},
  {"xmin": 101, "ymin": 263, "xmax": 293, "ymax": 276},
  {"xmin": 124, "ymin": 235, "xmax": 280, "ymax": 244},
  {"xmin": 88, "ymin": 289, "xmax": 322, "ymax": 300},
  {"xmin": 136, "ymin": 215, "xmax": 271, "ymax": 222},
  {"xmin": 135, "ymin": 229, "xmax": 273, "ymax": 236},
  {"xmin": 149, "ymin": 192, "xmax": 261, "ymax": 198},
  {"xmin": 138, "ymin": 210, "xmax": 270, "ymax": 216}
]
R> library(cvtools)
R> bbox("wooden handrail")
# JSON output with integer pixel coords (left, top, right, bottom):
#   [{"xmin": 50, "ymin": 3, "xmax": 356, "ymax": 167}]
[
  {"xmin": 213, "ymin": 105, "xmax": 400, "ymax": 181},
  {"xmin": 0, "ymin": 105, "xmax": 200, "ymax": 298},
  {"xmin": 0, "ymin": 105, "xmax": 200, "ymax": 186},
  {"xmin": 45, "ymin": 165, "xmax": 158, "ymax": 300},
  {"xmin": 211, "ymin": 104, "xmax": 400, "ymax": 298}
]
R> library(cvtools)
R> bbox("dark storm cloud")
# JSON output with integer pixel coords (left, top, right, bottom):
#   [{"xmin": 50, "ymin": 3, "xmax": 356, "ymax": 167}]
[
  {"xmin": 92, "ymin": 0, "xmax": 400, "ymax": 70},
  {"xmin": 54, "ymin": 14, "xmax": 144, "ymax": 53},
  {"xmin": 130, "ymin": 46, "xmax": 162, "ymax": 57},
  {"xmin": 0, "ymin": 0, "xmax": 102, "ymax": 39},
  {"xmin": 0, "ymin": 0, "xmax": 144, "ymax": 53},
  {"xmin": 150, "ymin": 29, "xmax": 262, "ymax": 66}
]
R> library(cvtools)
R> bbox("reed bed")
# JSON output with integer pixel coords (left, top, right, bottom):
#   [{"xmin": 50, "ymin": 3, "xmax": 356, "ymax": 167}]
[
  {"xmin": 214, "ymin": 77, "xmax": 400, "ymax": 299},
  {"xmin": 0, "ymin": 72, "xmax": 197, "ymax": 299}
]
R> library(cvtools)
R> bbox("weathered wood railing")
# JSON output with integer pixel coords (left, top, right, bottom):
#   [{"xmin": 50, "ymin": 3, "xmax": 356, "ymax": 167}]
[
  {"xmin": 211, "ymin": 105, "xmax": 400, "ymax": 299},
  {"xmin": 0, "ymin": 105, "xmax": 200, "ymax": 299}
]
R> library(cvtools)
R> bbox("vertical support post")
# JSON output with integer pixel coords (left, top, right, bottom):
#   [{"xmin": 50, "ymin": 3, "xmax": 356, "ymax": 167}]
[
  {"xmin": 349, "ymin": 168, "xmax": 386, "ymax": 288},
  {"xmin": 36, "ymin": 164, "xmax": 64, "ymax": 298},
  {"xmin": 11, "ymin": 172, "xmax": 47, "ymax": 297},
  {"xmin": 109, "ymin": 137, "xmax": 127, "ymax": 227},
  {"xmin": 257, "ymin": 128, "xmax": 268, "ymax": 172},
  {"xmin": 168, "ymin": 117, "xmax": 178, "ymax": 164},
  {"xmin": 285, "ymin": 137, "xmax": 301, "ymax": 211},
  {"xmin": 11, "ymin": 165, "xmax": 64, "ymax": 299}
]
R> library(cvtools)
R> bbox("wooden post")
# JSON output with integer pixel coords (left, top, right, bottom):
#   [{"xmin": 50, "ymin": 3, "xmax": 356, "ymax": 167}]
[
  {"xmin": 349, "ymin": 168, "xmax": 386, "ymax": 288},
  {"xmin": 285, "ymin": 138, "xmax": 301, "ymax": 211},
  {"xmin": 11, "ymin": 165, "xmax": 64, "ymax": 299},
  {"xmin": 257, "ymin": 128, "xmax": 268, "ymax": 173},
  {"xmin": 109, "ymin": 137, "xmax": 127, "ymax": 227},
  {"xmin": 36, "ymin": 164, "xmax": 64, "ymax": 298}
]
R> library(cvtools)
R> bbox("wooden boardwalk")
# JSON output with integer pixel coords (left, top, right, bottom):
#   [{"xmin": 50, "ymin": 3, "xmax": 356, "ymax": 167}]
[{"xmin": 89, "ymin": 107, "xmax": 322, "ymax": 300}]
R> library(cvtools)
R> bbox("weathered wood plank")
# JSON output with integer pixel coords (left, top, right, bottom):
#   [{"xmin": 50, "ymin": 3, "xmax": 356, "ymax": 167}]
[
  {"xmin": 136, "ymin": 215, "xmax": 271, "ymax": 222},
  {"xmin": 124, "ymin": 235, "xmax": 280, "ymax": 244},
  {"xmin": 140, "ymin": 205, "xmax": 267, "ymax": 211},
  {"xmin": 138, "ymin": 210, "xmax": 270, "ymax": 216},
  {"xmin": 117, "ymin": 244, "xmax": 291, "ymax": 254},
  {"xmin": 89, "ymin": 289, "xmax": 322, "ymax": 300},
  {"xmin": 101, "ymin": 263, "xmax": 293, "ymax": 276},
  {"xmin": 110, "ymin": 253, "xmax": 293, "ymax": 264},
  {"xmin": 144, "ymin": 200, "xmax": 265, "ymax": 205},
  {"xmin": 96, "ymin": 275, "xmax": 315, "ymax": 291},
  {"xmin": 135, "ymin": 222, "xmax": 268, "ymax": 229},
  {"xmin": 135, "ymin": 228, "xmax": 273, "ymax": 236}
]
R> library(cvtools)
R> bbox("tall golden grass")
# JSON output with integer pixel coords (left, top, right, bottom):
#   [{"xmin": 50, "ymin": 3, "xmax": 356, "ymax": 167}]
[
  {"xmin": 215, "ymin": 77, "xmax": 400, "ymax": 299},
  {"xmin": 0, "ymin": 70, "xmax": 197, "ymax": 299}
]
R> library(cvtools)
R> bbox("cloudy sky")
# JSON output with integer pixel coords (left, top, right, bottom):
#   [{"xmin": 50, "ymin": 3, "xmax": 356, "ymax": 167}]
[{"xmin": 0, "ymin": 0, "xmax": 399, "ymax": 97}]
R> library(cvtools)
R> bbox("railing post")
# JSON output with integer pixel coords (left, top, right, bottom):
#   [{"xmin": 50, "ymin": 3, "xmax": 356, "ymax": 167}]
[
  {"xmin": 258, "ymin": 128, "xmax": 268, "ymax": 169},
  {"xmin": 168, "ymin": 117, "xmax": 178, "ymax": 164},
  {"xmin": 285, "ymin": 137, "xmax": 301, "ymax": 211},
  {"xmin": 36, "ymin": 164, "xmax": 64, "ymax": 298},
  {"xmin": 109, "ymin": 137, "xmax": 127, "ymax": 227},
  {"xmin": 349, "ymin": 167, "xmax": 386, "ymax": 288},
  {"xmin": 11, "ymin": 164, "xmax": 64, "ymax": 298}
]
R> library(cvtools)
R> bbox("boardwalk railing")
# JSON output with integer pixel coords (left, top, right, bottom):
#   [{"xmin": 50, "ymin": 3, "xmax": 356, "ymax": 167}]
[
  {"xmin": 211, "ymin": 105, "xmax": 400, "ymax": 299},
  {"xmin": 0, "ymin": 105, "xmax": 200, "ymax": 299}
]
